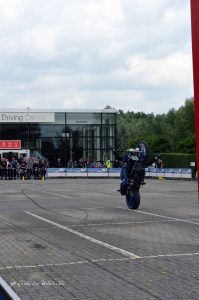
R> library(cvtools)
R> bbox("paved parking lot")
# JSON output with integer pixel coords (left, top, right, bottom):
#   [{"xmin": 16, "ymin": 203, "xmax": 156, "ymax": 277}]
[{"xmin": 0, "ymin": 178, "xmax": 198, "ymax": 300}]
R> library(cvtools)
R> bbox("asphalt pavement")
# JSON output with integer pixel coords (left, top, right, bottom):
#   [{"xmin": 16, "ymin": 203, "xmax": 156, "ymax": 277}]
[{"xmin": 0, "ymin": 178, "xmax": 198, "ymax": 300}]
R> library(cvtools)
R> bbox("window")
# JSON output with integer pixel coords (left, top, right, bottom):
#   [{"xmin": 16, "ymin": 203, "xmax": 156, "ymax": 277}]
[
  {"xmin": 30, "ymin": 124, "xmax": 66, "ymax": 138},
  {"xmin": 102, "ymin": 114, "xmax": 116, "ymax": 125},
  {"xmin": 66, "ymin": 113, "xmax": 101, "ymax": 125},
  {"xmin": 0, "ymin": 124, "xmax": 28, "ymax": 139},
  {"xmin": 102, "ymin": 125, "xmax": 115, "ymax": 137}
]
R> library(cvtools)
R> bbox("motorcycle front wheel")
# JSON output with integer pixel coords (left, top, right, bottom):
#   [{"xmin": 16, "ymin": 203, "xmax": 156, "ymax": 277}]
[{"xmin": 126, "ymin": 188, "xmax": 140, "ymax": 209}]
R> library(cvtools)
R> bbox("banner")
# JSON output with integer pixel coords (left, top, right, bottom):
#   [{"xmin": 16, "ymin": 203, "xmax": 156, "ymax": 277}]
[{"xmin": 0, "ymin": 140, "xmax": 21, "ymax": 149}]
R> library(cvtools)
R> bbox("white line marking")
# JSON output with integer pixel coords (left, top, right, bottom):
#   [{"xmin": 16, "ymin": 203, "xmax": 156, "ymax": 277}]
[
  {"xmin": 135, "ymin": 210, "xmax": 199, "ymax": 225},
  {"xmin": 27, "ymin": 188, "xmax": 72, "ymax": 199},
  {"xmin": 22, "ymin": 265, "xmax": 37, "ymax": 268},
  {"xmin": 81, "ymin": 207, "xmax": 105, "ymax": 210},
  {"xmin": 69, "ymin": 219, "xmax": 179, "ymax": 228},
  {"xmin": 41, "ymin": 191, "xmax": 72, "ymax": 199},
  {"xmin": 25, "ymin": 211, "xmax": 140, "ymax": 258},
  {"xmin": 1, "ymin": 252, "xmax": 199, "ymax": 270},
  {"xmin": 116, "ymin": 207, "xmax": 128, "ymax": 209}
]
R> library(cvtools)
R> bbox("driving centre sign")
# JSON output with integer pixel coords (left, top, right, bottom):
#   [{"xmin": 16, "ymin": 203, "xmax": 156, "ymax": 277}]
[{"xmin": 0, "ymin": 112, "xmax": 55, "ymax": 123}]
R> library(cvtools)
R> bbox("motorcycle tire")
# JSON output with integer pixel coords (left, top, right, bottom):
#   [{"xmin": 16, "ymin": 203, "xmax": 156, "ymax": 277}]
[
  {"xmin": 137, "ymin": 141, "xmax": 150, "ymax": 165},
  {"xmin": 126, "ymin": 188, "xmax": 140, "ymax": 209}
]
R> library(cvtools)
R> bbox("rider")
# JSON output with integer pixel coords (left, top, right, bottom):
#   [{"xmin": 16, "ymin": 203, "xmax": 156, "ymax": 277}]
[{"xmin": 112, "ymin": 147, "xmax": 146, "ymax": 194}]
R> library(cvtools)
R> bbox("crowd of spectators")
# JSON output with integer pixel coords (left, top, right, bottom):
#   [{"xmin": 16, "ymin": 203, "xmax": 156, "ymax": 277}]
[
  {"xmin": 59, "ymin": 155, "xmax": 163, "ymax": 169},
  {"xmin": 66, "ymin": 158, "xmax": 108, "ymax": 169},
  {"xmin": 56, "ymin": 157, "xmax": 122, "ymax": 169},
  {"xmin": 0, "ymin": 156, "xmax": 49, "ymax": 180},
  {"xmin": 152, "ymin": 155, "xmax": 164, "ymax": 169}
]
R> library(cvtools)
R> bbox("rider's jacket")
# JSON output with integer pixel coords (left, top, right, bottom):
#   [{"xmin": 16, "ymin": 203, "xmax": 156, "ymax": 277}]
[{"xmin": 113, "ymin": 150, "xmax": 135, "ymax": 166}]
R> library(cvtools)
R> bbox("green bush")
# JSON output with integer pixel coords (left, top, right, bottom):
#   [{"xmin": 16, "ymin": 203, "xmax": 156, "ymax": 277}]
[{"xmin": 153, "ymin": 153, "xmax": 196, "ymax": 168}]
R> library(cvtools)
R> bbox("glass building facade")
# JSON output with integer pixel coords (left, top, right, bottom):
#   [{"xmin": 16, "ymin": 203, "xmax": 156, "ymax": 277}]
[{"xmin": 0, "ymin": 109, "xmax": 117, "ymax": 167}]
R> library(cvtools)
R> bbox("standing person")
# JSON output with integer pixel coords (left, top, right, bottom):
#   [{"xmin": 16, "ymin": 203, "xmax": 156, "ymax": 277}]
[
  {"xmin": 78, "ymin": 158, "xmax": 84, "ymax": 168},
  {"xmin": 73, "ymin": 160, "xmax": 78, "ymax": 168},
  {"xmin": 26, "ymin": 158, "xmax": 33, "ymax": 180},
  {"xmin": 33, "ymin": 159, "xmax": 40, "ymax": 180},
  {"xmin": 1, "ymin": 158, "xmax": 7, "ymax": 180},
  {"xmin": 11, "ymin": 157, "xmax": 18, "ymax": 179},
  {"xmin": 57, "ymin": 157, "xmax": 62, "ymax": 168},
  {"xmin": 7, "ymin": 159, "xmax": 12, "ymax": 180},
  {"xmin": 154, "ymin": 155, "xmax": 164, "ymax": 168},
  {"xmin": 19, "ymin": 154, "xmax": 24, "ymax": 165},
  {"xmin": 67, "ymin": 159, "xmax": 73, "ymax": 168},
  {"xmin": 39, "ymin": 159, "xmax": 47, "ymax": 179},
  {"xmin": 86, "ymin": 158, "xmax": 91, "ymax": 168},
  {"xmin": 114, "ymin": 159, "xmax": 121, "ymax": 168},
  {"xmin": 0, "ymin": 158, "xmax": 3, "ymax": 180},
  {"xmin": 105, "ymin": 158, "xmax": 111, "ymax": 171},
  {"xmin": 46, "ymin": 160, "xmax": 49, "ymax": 169},
  {"xmin": 19, "ymin": 159, "xmax": 27, "ymax": 180}
]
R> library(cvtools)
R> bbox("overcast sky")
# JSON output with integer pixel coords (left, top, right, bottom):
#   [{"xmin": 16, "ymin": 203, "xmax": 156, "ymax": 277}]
[{"xmin": 0, "ymin": 0, "xmax": 193, "ymax": 114}]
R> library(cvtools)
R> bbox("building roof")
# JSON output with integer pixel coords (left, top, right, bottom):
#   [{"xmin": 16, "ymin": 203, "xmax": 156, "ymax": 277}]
[{"xmin": 0, "ymin": 108, "xmax": 117, "ymax": 113}]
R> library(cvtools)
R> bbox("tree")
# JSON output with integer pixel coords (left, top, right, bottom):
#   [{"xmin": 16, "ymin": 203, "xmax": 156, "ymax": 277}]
[{"xmin": 116, "ymin": 98, "xmax": 195, "ymax": 155}]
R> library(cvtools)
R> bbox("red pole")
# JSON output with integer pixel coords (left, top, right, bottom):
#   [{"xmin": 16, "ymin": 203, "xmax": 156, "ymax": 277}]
[{"xmin": 190, "ymin": 0, "xmax": 199, "ymax": 193}]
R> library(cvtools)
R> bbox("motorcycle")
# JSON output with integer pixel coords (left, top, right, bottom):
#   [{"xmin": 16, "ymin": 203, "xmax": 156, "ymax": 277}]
[{"xmin": 119, "ymin": 141, "xmax": 150, "ymax": 210}]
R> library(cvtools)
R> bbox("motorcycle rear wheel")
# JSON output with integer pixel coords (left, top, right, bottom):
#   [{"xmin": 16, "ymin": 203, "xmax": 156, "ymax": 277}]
[{"xmin": 126, "ymin": 188, "xmax": 140, "ymax": 209}]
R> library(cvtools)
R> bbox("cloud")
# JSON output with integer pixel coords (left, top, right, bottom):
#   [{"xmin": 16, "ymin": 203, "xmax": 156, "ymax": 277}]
[{"xmin": 0, "ymin": 0, "xmax": 193, "ymax": 114}]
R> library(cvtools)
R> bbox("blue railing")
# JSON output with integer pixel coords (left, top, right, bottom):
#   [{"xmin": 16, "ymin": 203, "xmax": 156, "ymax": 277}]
[{"xmin": 47, "ymin": 167, "xmax": 192, "ymax": 179}]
